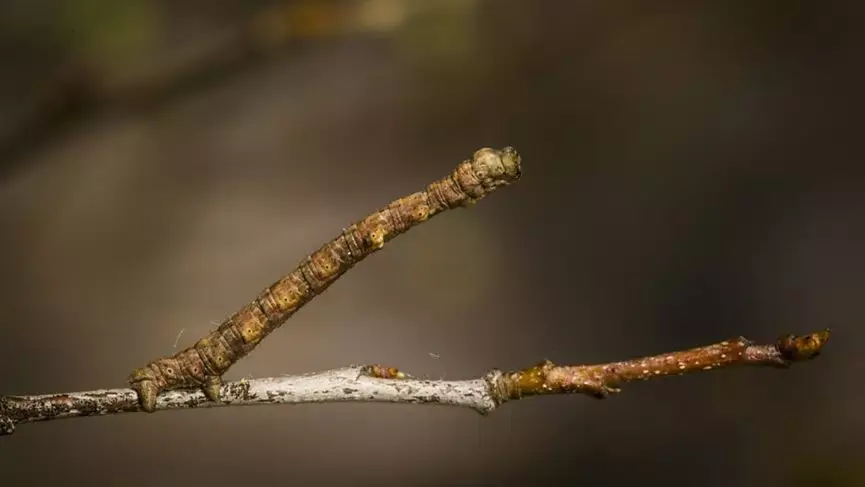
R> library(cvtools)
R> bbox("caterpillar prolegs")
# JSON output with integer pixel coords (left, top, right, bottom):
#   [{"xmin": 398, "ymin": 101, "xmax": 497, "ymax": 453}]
[{"xmin": 128, "ymin": 147, "xmax": 522, "ymax": 412}]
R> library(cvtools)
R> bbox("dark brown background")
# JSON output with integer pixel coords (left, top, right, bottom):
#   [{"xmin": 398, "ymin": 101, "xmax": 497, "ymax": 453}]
[{"xmin": 1, "ymin": 1, "xmax": 862, "ymax": 486}]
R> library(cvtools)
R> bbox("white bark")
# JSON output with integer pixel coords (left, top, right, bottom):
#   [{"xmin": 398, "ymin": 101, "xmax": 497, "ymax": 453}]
[{"xmin": 3, "ymin": 366, "xmax": 502, "ymax": 433}]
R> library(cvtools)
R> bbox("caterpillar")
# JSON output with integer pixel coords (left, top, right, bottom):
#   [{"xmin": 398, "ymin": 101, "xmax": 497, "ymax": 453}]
[{"xmin": 128, "ymin": 147, "xmax": 522, "ymax": 412}]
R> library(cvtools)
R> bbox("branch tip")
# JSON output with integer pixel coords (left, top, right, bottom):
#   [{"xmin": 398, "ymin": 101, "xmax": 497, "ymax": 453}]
[{"xmin": 776, "ymin": 328, "xmax": 831, "ymax": 362}]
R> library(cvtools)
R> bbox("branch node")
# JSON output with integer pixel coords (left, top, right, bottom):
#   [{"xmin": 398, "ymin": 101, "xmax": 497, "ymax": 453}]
[
  {"xmin": 482, "ymin": 369, "xmax": 508, "ymax": 406},
  {"xmin": 494, "ymin": 359, "xmax": 622, "ymax": 402}
]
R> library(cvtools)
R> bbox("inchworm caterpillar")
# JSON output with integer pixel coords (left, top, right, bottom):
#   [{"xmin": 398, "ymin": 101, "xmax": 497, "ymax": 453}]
[{"xmin": 128, "ymin": 147, "xmax": 522, "ymax": 412}]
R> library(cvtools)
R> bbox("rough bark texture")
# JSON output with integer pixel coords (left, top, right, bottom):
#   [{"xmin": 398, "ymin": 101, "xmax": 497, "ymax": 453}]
[{"xmin": 127, "ymin": 147, "xmax": 522, "ymax": 412}]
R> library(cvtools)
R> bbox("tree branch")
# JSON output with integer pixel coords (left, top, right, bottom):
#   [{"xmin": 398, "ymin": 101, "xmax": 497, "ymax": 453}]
[
  {"xmin": 0, "ymin": 330, "xmax": 829, "ymax": 436},
  {"xmin": 0, "ymin": 146, "xmax": 831, "ymax": 436}
]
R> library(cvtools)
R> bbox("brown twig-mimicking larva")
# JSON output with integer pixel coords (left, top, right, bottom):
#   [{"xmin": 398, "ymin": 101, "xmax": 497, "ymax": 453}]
[{"xmin": 128, "ymin": 147, "xmax": 522, "ymax": 412}]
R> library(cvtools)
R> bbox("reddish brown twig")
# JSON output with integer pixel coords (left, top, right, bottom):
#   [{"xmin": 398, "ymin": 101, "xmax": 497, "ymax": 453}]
[{"xmin": 494, "ymin": 329, "xmax": 831, "ymax": 401}]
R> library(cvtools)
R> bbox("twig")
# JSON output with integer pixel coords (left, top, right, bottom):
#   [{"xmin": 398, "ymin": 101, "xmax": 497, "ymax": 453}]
[{"xmin": 0, "ymin": 330, "xmax": 829, "ymax": 436}]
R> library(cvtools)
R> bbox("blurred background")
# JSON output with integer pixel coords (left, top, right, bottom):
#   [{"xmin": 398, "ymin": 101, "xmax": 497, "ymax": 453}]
[{"xmin": 0, "ymin": 1, "xmax": 862, "ymax": 486}]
